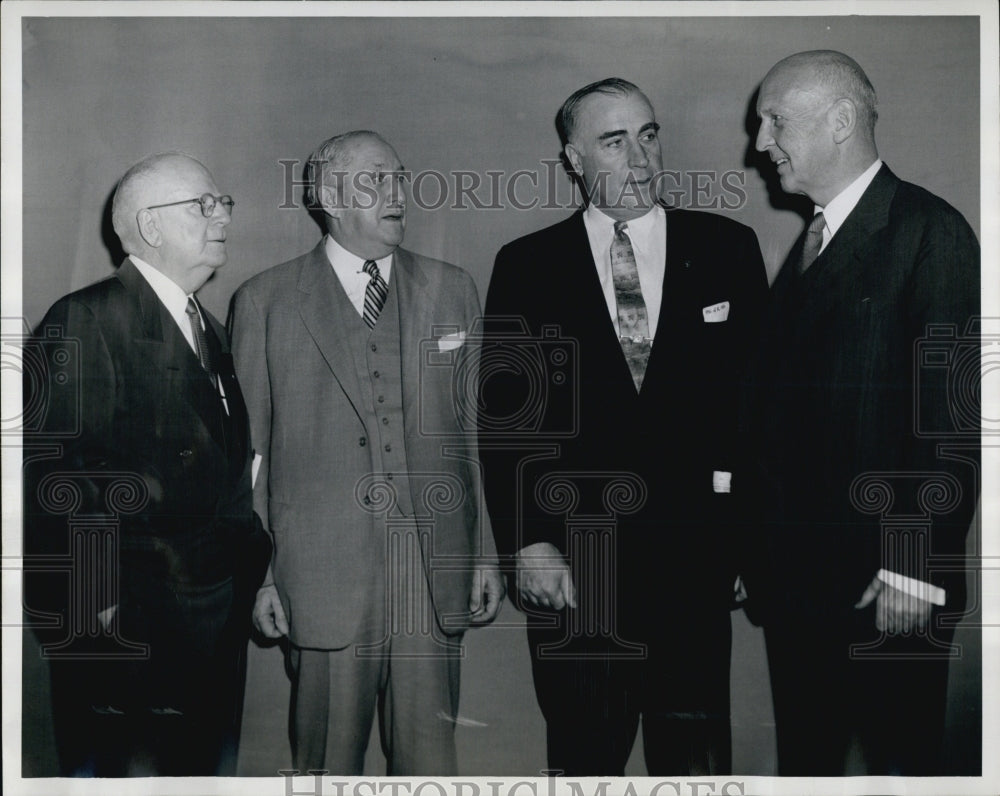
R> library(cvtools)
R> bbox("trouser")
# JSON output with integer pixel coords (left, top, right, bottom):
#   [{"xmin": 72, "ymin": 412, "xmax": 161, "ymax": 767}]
[
  {"xmin": 528, "ymin": 608, "xmax": 732, "ymax": 776},
  {"xmin": 765, "ymin": 604, "xmax": 955, "ymax": 775}
]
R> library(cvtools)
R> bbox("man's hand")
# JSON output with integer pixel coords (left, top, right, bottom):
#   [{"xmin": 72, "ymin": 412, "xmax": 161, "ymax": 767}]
[
  {"xmin": 515, "ymin": 542, "xmax": 577, "ymax": 611},
  {"xmin": 468, "ymin": 564, "xmax": 505, "ymax": 624},
  {"xmin": 253, "ymin": 583, "xmax": 289, "ymax": 638},
  {"xmin": 855, "ymin": 576, "xmax": 932, "ymax": 634}
]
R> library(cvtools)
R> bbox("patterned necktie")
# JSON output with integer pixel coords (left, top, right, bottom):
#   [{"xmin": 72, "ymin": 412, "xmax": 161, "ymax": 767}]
[
  {"xmin": 185, "ymin": 296, "xmax": 217, "ymax": 387},
  {"xmin": 611, "ymin": 221, "xmax": 651, "ymax": 391},
  {"xmin": 362, "ymin": 259, "xmax": 388, "ymax": 329},
  {"xmin": 798, "ymin": 211, "xmax": 827, "ymax": 274}
]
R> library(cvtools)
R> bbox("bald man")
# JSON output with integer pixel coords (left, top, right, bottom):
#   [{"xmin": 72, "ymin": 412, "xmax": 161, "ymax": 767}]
[
  {"xmin": 24, "ymin": 153, "xmax": 270, "ymax": 776},
  {"xmin": 743, "ymin": 51, "xmax": 980, "ymax": 774}
]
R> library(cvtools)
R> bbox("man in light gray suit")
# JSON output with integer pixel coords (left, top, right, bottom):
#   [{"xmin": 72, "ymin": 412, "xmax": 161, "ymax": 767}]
[{"xmin": 231, "ymin": 131, "xmax": 504, "ymax": 775}]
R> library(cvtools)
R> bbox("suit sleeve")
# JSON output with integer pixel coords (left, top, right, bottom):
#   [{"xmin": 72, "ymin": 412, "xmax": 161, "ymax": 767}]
[
  {"xmin": 478, "ymin": 243, "xmax": 568, "ymax": 559},
  {"xmin": 453, "ymin": 270, "xmax": 499, "ymax": 563},
  {"xmin": 24, "ymin": 297, "xmax": 123, "ymax": 619},
  {"xmin": 230, "ymin": 286, "xmax": 273, "ymax": 540},
  {"xmin": 901, "ymin": 204, "xmax": 980, "ymax": 602}
]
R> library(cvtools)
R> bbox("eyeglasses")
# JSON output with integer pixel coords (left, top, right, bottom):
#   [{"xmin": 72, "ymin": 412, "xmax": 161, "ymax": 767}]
[{"xmin": 143, "ymin": 193, "xmax": 235, "ymax": 218}]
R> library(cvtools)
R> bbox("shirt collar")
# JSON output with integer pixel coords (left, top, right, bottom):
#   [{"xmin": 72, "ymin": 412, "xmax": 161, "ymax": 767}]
[
  {"xmin": 584, "ymin": 203, "xmax": 664, "ymax": 253},
  {"xmin": 816, "ymin": 159, "xmax": 882, "ymax": 239},
  {"xmin": 324, "ymin": 234, "xmax": 393, "ymax": 283},
  {"xmin": 129, "ymin": 255, "xmax": 192, "ymax": 318}
]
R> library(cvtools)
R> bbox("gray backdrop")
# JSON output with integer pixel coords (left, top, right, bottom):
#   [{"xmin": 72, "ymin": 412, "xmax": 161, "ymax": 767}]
[{"xmin": 19, "ymin": 14, "xmax": 982, "ymax": 777}]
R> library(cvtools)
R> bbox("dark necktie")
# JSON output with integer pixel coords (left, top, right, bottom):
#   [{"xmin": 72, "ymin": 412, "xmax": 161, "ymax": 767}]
[
  {"xmin": 362, "ymin": 259, "xmax": 388, "ymax": 329},
  {"xmin": 798, "ymin": 211, "xmax": 827, "ymax": 274},
  {"xmin": 611, "ymin": 221, "xmax": 651, "ymax": 391},
  {"xmin": 185, "ymin": 296, "xmax": 217, "ymax": 387}
]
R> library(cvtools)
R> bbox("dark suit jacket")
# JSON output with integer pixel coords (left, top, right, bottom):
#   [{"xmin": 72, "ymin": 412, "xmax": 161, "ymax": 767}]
[
  {"xmin": 24, "ymin": 258, "xmax": 268, "ymax": 662},
  {"xmin": 742, "ymin": 164, "xmax": 981, "ymax": 622},
  {"xmin": 231, "ymin": 243, "xmax": 497, "ymax": 650},
  {"xmin": 479, "ymin": 207, "xmax": 769, "ymax": 635}
]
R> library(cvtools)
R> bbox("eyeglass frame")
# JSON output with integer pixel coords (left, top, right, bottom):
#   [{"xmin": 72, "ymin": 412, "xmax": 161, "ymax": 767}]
[{"xmin": 139, "ymin": 193, "xmax": 235, "ymax": 219}]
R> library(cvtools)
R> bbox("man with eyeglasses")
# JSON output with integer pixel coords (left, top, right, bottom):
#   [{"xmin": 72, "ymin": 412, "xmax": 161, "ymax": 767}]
[{"xmin": 24, "ymin": 152, "xmax": 270, "ymax": 775}]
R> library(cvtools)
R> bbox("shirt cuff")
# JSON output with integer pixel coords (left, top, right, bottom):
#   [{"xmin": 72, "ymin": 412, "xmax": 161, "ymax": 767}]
[{"xmin": 876, "ymin": 569, "xmax": 946, "ymax": 606}]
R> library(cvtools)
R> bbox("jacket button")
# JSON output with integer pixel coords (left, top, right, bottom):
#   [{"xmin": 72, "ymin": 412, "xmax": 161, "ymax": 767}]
[
  {"xmin": 373, "ymin": 370, "xmax": 380, "ymax": 378},
  {"xmin": 371, "ymin": 343, "xmax": 378, "ymax": 352},
  {"xmin": 363, "ymin": 495, "xmax": 371, "ymax": 505},
  {"xmin": 359, "ymin": 437, "xmax": 367, "ymax": 447},
  {"xmin": 180, "ymin": 449, "xmax": 193, "ymax": 458},
  {"xmin": 378, "ymin": 396, "xmax": 385, "ymax": 403},
  {"xmin": 384, "ymin": 443, "xmax": 392, "ymax": 452},
  {"xmin": 382, "ymin": 417, "xmax": 389, "ymax": 425}
]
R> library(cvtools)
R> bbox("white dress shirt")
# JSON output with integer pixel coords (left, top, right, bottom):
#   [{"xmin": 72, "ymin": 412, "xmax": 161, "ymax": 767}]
[
  {"xmin": 815, "ymin": 158, "xmax": 882, "ymax": 254},
  {"xmin": 324, "ymin": 234, "xmax": 393, "ymax": 317},
  {"xmin": 130, "ymin": 256, "xmax": 228, "ymax": 414},
  {"xmin": 583, "ymin": 203, "xmax": 666, "ymax": 342},
  {"xmin": 813, "ymin": 160, "xmax": 944, "ymax": 606}
]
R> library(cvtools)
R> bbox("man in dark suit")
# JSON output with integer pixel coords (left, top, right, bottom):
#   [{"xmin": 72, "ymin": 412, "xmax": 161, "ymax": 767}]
[
  {"xmin": 744, "ymin": 50, "xmax": 980, "ymax": 775},
  {"xmin": 478, "ymin": 78, "xmax": 768, "ymax": 775},
  {"xmin": 23, "ymin": 152, "xmax": 270, "ymax": 776},
  {"xmin": 231, "ymin": 131, "xmax": 504, "ymax": 775}
]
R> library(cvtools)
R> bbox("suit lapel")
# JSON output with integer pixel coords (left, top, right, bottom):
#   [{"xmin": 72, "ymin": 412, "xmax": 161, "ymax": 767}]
[
  {"xmin": 783, "ymin": 165, "xmax": 898, "ymax": 328},
  {"xmin": 295, "ymin": 241, "xmax": 366, "ymax": 421},
  {"xmin": 563, "ymin": 212, "xmax": 641, "ymax": 393},
  {"xmin": 393, "ymin": 247, "xmax": 430, "ymax": 409},
  {"xmin": 116, "ymin": 259, "xmax": 229, "ymax": 452}
]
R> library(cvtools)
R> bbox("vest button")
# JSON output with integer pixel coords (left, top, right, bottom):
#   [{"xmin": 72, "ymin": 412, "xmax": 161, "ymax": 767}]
[
  {"xmin": 359, "ymin": 437, "xmax": 367, "ymax": 447},
  {"xmin": 386, "ymin": 473, "xmax": 394, "ymax": 481},
  {"xmin": 373, "ymin": 370, "xmax": 380, "ymax": 378},
  {"xmin": 363, "ymin": 495, "xmax": 371, "ymax": 505},
  {"xmin": 382, "ymin": 417, "xmax": 389, "ymax": 425},
  {"xmin": 384, "ymin": 443, "xmax": 392, "ymax": 452},
  {"xmin": 378, "ymin": 395, "xmax": 385, "ymax": 403},
  {"xmin": 371, "ymin": 343, "xmax": 378, "ymax": 352}
]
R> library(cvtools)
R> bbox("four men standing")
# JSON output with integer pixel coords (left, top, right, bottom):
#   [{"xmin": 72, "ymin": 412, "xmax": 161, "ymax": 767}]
[{"xmin": 23, "ymin": 52, "xmax": 981, "ymax": 778}]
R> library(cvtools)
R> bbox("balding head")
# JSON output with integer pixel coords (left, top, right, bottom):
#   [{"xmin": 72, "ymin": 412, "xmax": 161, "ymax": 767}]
[
  {"xmin": 112, "ymin": 153, "xmax": 208, "ymax": 254},
  {"xmin": 756, "ymin": 50, "xmax": 880, "ymax": 205},
  {"xmin": 111, "ymin": 152, "xmax": 231, "ymax": 293},
  {"xmin": 764, "ymin": 50, "xmax": 878, "ymax": 137}
]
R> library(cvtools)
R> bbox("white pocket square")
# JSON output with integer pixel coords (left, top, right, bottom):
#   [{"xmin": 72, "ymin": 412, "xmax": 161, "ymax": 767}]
[
  {"xmin": 703, "ymin": 301, "xmax": 730, "ymax": 322},
  {"xmin": 437, "ymin": 331, "xmax": 467, "ymax": 352}
]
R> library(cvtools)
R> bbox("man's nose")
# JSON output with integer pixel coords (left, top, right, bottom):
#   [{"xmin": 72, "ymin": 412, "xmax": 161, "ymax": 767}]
[
  {"xmin": 755, "ymin": 121, "xmax": 772, "ymax": 153},
  {"xmin": 213, "ymin": 204, "xmax": 232, "ymax": 226},
  {"xmin": 627, "ymin": 140, "xmax": 649, "ymax": 168}
]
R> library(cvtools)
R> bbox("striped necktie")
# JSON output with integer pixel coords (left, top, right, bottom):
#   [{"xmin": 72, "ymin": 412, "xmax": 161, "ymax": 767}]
[
  {"xmin": 362, "ymin": 259, "xmax": 388, "ymax": 329},
  {"xmin": 185, "ymin": 296, "xmax": 217, "ymax": 387},
  {"xmin": 611, "ymin": 221, "xmax": 651, "ymax": 391}
]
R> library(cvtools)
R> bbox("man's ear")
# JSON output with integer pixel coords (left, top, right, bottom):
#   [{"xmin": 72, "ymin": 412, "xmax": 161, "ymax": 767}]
[
  {"xmin": 830, "ymin": 98, "xmax": 857, "ymax": 144},
  {"xmin": 136, "ymin": 208, "xmax": 162, "ymax": 248},
  {"xmin": 564, "ymin": 143, "xmax": 583, "ymax": 176},
  {"xmin": 318, "ymin": 182, "xmax": 343, "ymax": 220}
]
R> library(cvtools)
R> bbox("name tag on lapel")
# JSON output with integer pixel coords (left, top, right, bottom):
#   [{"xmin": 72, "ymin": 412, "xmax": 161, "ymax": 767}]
[{"xmin": 702, "ymin": 301, "xmax": 730, "ymax": 323}]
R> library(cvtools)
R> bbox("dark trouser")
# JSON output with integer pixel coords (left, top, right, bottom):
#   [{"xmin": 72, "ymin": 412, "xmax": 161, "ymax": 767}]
[
  {"xmin": 47, "ymin": 575, "xmax": 246, "ymax": 777},
  {"xmin": 765, "ymin": 605, "xmax": 955, "ymax": 776},
  {"xmin": 527, "ymin": 609, "xmax": 732, "ymax": 776}
]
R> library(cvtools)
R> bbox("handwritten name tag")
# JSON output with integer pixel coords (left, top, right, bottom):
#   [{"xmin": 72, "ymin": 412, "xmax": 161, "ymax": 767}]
[{"xmin": 703, "ymin": 301, "xmax": 730, "ymax": 323}]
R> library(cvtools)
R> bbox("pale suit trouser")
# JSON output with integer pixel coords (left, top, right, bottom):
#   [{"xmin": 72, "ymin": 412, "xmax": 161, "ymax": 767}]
[{"xmin": 289, "ymin": 520, "xmax": 463, "ymax": 775}]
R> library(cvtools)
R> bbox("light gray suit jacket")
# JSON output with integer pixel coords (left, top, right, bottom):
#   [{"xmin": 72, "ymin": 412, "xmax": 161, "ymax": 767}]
[{"xmin": 231, "ymin": 241, "xmax": 496, "ymax": 649}]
